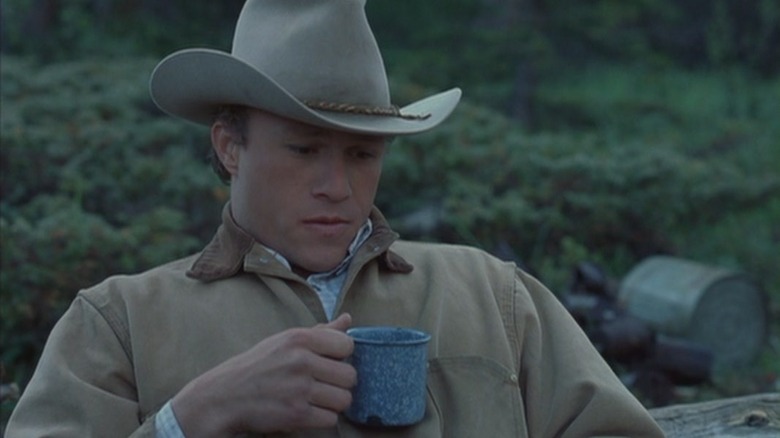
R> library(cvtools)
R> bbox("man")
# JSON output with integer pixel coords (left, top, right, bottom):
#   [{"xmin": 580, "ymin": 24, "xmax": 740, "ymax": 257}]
[{"xmin": 6, "ymin": 0, "xmax": 665, "ymax": 437}]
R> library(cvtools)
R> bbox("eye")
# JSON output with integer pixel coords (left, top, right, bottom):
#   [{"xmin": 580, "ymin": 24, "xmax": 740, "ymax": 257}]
[
  {"xmin": 287, "ymin": 144, "xmax": 318, "ymax": 155},
  {"xmin": 351, "ymin": 149, "xmax": 377, "ymax": 160},
  {"xmin": 349, "ymin": 144, "xmax": 385, "ymax": 161}
]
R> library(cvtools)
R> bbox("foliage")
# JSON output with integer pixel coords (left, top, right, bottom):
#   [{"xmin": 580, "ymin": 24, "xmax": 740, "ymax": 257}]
[
  {"xmin": 368, "ymin": 0, "xmax": 780, "ymax": 117},
  {"xmin": 2, "ymin": 1, "xmax": 778, "ymax": 114},
  {"xmin": 379, "ymin": 69, "xmax": 780, "ymax": 296},
  {"xmin": 0, "ymin": 56, "xmax": 225, "ymax": 393},
  {"xmin": 0, "ymin": 0, "xmax": 245, "ymax": 60}
]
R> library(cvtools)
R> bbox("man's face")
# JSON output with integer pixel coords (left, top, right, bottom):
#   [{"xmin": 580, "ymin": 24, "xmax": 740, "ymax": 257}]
[{"xmin": 220, "ymin": 109, "xmax": 387, "ymax": 274}]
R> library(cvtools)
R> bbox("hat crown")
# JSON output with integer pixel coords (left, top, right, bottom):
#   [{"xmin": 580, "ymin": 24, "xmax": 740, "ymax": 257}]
[{"xmin": 232, "ymin": 0, "xmax": 390, "ymax": 107}]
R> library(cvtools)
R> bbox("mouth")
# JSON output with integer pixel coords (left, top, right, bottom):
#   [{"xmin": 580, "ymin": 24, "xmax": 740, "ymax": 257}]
[
  {"xmin": 302, "ymin": 216, "xmax": 351, "ymax": 236},
  {"xmin": 303, "ymin": 216, "xmax": 350, "ymax": 225}
]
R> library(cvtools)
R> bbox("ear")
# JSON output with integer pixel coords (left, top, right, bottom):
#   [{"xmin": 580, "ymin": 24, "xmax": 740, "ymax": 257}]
[{"xmin": 211, "ymin": 121, "xmax": 240, "ymax": 177}]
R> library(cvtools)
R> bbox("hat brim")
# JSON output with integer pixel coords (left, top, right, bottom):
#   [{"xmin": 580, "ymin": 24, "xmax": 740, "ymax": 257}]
[{"xmin": 149, "ymin": 49, "xmax": 461, "ymax": 136}]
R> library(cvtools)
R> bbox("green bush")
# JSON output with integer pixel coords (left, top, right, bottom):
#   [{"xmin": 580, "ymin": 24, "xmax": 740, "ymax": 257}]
[
  {"xmin": 0, "ymin": 56, "xmax": 225, "ymax": 390},
  {"xmin": 381, "ymin": 72, "xmax": 780, "ymax": 293}
]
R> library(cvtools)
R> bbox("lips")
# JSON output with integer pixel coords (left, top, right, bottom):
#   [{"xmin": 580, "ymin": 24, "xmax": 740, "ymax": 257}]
[
  {"xmin": 302, "ymin": 216, "xmax": 351, "ymax": 237},
  {"xmin": 303, "ymin": 216, "xmax": 350, "ymax": 225}
]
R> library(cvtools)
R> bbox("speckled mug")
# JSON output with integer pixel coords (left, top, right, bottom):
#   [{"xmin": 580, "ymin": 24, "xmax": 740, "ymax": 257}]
[{"xmin": 345, "ymin": 326, "xmax": 431, "ymax": 427}]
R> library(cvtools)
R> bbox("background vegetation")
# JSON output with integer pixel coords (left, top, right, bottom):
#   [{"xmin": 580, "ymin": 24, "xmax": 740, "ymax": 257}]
[{"xmin": 1, "ymin": 0, "xmax": 778, "ymax": 427}]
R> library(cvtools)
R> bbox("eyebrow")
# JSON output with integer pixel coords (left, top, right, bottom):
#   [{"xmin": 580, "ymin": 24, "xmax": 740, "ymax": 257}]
[{"xmin": 290, "ymin": 125, "xmax": 386, "ymax": 144}]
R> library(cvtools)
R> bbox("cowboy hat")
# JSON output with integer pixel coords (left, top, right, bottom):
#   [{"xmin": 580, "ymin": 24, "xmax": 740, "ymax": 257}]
[{"xmin": 149, "ymin": 0, "xmax": 461, "ymax": 135}]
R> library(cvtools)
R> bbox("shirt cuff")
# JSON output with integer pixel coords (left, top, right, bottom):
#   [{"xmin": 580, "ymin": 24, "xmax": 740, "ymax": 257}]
[{"xmin": 155, "ymin": 400, "xmax": 186, "ymax": 438}]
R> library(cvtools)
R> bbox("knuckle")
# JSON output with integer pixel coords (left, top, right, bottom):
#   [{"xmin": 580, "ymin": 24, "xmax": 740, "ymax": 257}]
[
  {"xmin": 288, "ymin": 399, "xmax": 312, "ymax": 420},
  {"xmin": 322, "ymin": 411, "xmax": 339, "ymax": 427},
  {"xmin": 285, "ymin": 328, "xmax": 313, "ymax": 347}
]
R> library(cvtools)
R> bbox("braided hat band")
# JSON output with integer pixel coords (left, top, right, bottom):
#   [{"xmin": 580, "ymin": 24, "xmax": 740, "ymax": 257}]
[{"xmin": 304, "ymin": 100, "xmax": 431, "ymax": 120}]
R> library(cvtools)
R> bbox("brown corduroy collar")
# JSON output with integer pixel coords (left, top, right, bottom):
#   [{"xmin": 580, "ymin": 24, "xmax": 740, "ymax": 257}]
[{"xmin": 186, "ymin": 203, "xmax": 413, "ymax": 282}]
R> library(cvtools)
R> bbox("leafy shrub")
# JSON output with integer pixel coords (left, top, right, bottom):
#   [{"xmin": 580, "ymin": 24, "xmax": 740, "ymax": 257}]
[
  {"xmin": 0, "ymin": 56, "xmax": 225, "ymax": 389},
  {"xmin": 0, "ymin": 0, "xmax": 245, "ymax": 61},
  {"xmin": 381, "ymin": 74, "xmax": 780, "ymax": 293}
]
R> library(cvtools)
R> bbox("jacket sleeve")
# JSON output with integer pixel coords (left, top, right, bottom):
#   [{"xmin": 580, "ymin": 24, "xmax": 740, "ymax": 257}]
[
  {"xmin": 5, "ymin": 295, "xmax": 157, "ymax": 438},
  {"xmin": 513, "ymin": 269, "xmax": 665, "ymax": 438}
]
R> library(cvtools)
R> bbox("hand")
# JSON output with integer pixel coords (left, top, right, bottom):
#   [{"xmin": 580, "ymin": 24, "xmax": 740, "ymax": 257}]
[{"xmin": 170, "ymin": 313, "xmax": 356, "ymax": 437}]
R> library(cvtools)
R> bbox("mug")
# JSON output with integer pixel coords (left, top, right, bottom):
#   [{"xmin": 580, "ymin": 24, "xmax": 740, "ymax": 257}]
[{"xmin": 344, "ymin": 326, "xmax": 431, "ymax": 427}]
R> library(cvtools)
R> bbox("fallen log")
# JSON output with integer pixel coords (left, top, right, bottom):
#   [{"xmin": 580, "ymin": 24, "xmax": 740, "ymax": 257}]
[{"xmin": 649, "ymin": 392, "xmax": 780, "ymax": 437}]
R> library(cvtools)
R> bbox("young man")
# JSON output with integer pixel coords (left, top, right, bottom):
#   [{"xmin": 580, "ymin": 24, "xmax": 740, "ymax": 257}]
[{"xmin": 6, "ymin": 1, "xmax": 664, "ymax": 437}]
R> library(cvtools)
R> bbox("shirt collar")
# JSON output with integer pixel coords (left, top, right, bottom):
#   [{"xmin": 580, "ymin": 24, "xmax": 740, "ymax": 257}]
[{"xmin": 263, "ymin": 219, "xmax": 373, "ymax": 281}]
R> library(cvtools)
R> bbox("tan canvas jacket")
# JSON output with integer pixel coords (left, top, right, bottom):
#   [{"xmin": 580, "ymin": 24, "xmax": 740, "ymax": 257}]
[{"xmin": 6, "ymin": 206, "xmax": 664, "ymax": 437}]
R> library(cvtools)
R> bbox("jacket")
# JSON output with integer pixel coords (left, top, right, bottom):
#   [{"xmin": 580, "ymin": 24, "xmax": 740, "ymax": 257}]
[{"xmin": 6, "ymin": 205, "xmax": 664, "ymax": 437}]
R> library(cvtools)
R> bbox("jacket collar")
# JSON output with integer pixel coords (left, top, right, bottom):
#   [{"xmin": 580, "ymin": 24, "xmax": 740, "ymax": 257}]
[{"xmin": 187, "ymin": 203, "xmax": 412, "ymax": 282}]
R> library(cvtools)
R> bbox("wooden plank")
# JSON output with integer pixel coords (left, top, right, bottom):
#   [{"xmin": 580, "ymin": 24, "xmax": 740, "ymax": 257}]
[{"xmin": 649, "ymin": 392, "xmax": 780, "ymax": 437}]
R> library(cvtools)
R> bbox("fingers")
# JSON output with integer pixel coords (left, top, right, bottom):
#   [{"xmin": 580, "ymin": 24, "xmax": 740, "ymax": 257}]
[
  {"xmin": 172, "ymin": 321, "xmax": 358, "ymax": 434},
  {"xmin": 304, "ymin": 317, "xmax": 358, "ymax": 405},
  {"xmin": 311, "ymin": 355, "xmax": 356, "ymax": 389},
  {"xmin": 308, "ymin": 314, "xmax": 354, "ymax": 360},
  {"xmin": 309, "ymin": 379, "xmax": 353, "ymax": 413},
  {"xmin": 302, "ymin": 404, "xmax": 341, "ymax": 429},
  {"xmin": 315, "ymin": 312, "xmax": 352, "ymax": 332},
  {"xmin": 324, "ymin": 313, "xmax": 352, "ymax": 332}
]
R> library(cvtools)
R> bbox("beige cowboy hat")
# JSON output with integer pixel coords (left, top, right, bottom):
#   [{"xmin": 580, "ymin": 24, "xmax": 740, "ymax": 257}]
[{"xmin": 149, "ymin": 0, "xmax": 461, "ymax": 135}]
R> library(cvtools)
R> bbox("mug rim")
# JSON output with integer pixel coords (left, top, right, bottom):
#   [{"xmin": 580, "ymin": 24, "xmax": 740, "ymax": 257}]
[{"xmin": 347, "ymin": 326, "xmax": 431, "ymax": 345}]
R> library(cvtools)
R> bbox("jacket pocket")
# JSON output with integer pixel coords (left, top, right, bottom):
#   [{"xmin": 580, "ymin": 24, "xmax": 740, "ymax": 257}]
[{"xmin": 427, "ymin": 356, "xmax": 526, "ymax": 438}]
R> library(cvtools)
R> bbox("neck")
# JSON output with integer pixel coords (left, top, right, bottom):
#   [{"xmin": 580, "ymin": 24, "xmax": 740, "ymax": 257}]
[{"xmin": 291, "ymin": 264, "xmax": 314, "ymax": 278}]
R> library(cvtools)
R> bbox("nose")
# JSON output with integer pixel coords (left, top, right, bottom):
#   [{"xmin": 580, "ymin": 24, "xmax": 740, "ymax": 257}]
[{"xmin": 312, "ymin": 155, "xmax": 352, "ymax": 201}]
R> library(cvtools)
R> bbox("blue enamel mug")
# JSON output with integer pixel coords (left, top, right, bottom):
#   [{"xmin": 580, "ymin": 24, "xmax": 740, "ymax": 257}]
[{"xmin": 344, "ymin": 326, "xmax": 431, "ymax": 426}]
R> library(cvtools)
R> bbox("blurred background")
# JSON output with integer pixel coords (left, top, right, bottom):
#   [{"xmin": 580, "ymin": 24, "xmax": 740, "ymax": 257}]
[{"xmin": 1, "ymin": 0, "xmax": 778, "ymax": 429}]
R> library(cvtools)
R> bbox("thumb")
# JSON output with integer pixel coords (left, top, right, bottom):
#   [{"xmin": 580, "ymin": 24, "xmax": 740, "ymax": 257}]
[{"xmin": 320, "ymin": 313, "xmax": 352, "ymax": 332}]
